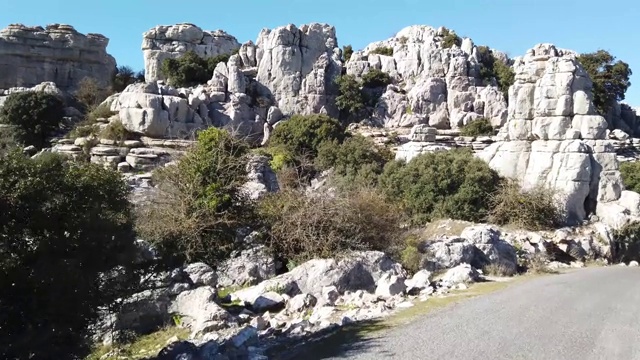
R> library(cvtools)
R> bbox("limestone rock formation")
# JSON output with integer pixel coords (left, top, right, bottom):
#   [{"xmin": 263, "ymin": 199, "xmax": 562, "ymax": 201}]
[
  {"xmin": 479, "ymin": 44, "xmax": 635, "ymax": 227},
  {"xmin": 0, "ymin": 24, "xmax": 116, "ymax": 90},
  {"xmin": 346, "ymin": 26, "xmax": 508, "ymax": 129},
  {"xmin": 143, "ymin": 23, "xmax": 240, "ymax": 82}
]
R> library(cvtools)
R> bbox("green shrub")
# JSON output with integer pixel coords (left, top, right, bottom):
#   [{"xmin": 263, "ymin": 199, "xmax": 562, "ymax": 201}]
[
  {"xmin": 441, "ymin": 28, "xmax": 462, "ymax": 49},
  {"xmin": 317, "ymin": 135, "xmax": 393, "ymax": 188},
  {"xmin": 335, "ymin": 74, "xmax": 367, "ymax": 118},
  {"xmin": 0, "ymin": 91, "xmax": 65, "ymax": 149},
  {"xmin": 459, "ymin": 118, "xmax": 495, "ymax": 137},
  {"xmin": 362, "ymin": 69, "xmax": 392, "ymax": 88},
  {"xmin": 613, "ymin": 222, "xmax": 640, "ymax": 263},
  {"xmin": 400, "ymin": 235, "xmax": 423, "ymax": 274},
  {"xmin": 136, "ymin": 128, "xmax": 254, "ymax": 266},
  {"xmin": 343, "ymin": 45, "xmax": 354, "ymax": 62},
  {"xmin": 477, "ymin": 46, "xmax": 515, "ymax": 101},
  {"xmin": 100, "ymin": 119, "xmax": 137, "ymax": 143},
  {"xmin": 494, "ymin": 60, "xmax": 515, "ymax": 101},
  {"xmin": 269, "ymin": 114, "xmax": 345, "ymax": 159},
  {"xmin": 577, "ymin": 50, "xmax": 632, "ymax": 115},
  {"xmin": 0, "ymin": 126, "xmax": 18, "ymax": 156},
  {"xmin": 620, "ymin": 161, "xmax": 640, "ymax": 193},
  {"xmin": 112, "ymin": 65, "xmax": 141, "ymax": 93},
  {"xmin": 0, "ymin": 152, "xmax": 146, "ymax": 359},
  {"xmin": 161, "ymin": 50, "xmax": 234, "ymax": 88},
  {"xmin": 379, "ymin": 148, "xmax": 502, "ymax": 224},
  {"xmin": 488, "ymin": 179, "xmax": 566, "ymax": 231},
  {"xmin": 370, "ymin": 46, "xmax": 394, "ymax": 56},
  {"xmin": 258, "ymin": 188, "xmax": 403, "ymax": 263}
]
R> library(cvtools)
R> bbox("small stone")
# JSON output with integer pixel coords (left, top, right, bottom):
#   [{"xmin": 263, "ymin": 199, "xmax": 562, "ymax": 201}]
[
  {"xmin": 321, "ymin": 286, "xmax": 340, "ymax": 306},
  {"xmin": 117, "ymin": 162, "xmax": 130, "ymax": 172},
  {"xmin": 629, "ymin": 261, "xmax": 639, "ymax": 267},
  {"xmin": 250, "ymin": 316, "xmax": 269, "ymax": 331},
  {"xmin": 252, "ymin": 291, "xmax": 285, "ymax": 312},
  {"xmin": 375, "ymin": 274, "xmax": 406, "ymax": 298}
]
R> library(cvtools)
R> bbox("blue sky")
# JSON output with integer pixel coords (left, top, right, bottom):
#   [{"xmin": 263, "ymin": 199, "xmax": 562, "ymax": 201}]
[{"xmin": 2, "ymin": 0, "xmax": 639, "ymax": 105}]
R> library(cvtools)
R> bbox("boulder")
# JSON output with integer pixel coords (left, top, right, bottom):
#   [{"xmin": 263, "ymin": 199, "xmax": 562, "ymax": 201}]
[
  {"xmin": 0, "ymin": 24, "xmax": 116, "ymax": 90},
  {"xmin": 169, "ymin": 286, "xmax": 236, "ymax": 334},
  {"xmin": 375, "ymin": 274, "xmax": 407, "ymax": 298},
  {"xmin": 422, "ymin": 237, "xmax": 489, "ymax": 271},
  {"xmin": 440, "ymin": 264, "xmax": 481, "ymax": 287},
  {"xmin": 286, "ymin": 294, "xmax": 317, "ymax": 314},
  {"xmin": 217, "ymin": 246, "xmax": 276, "ymax": 288},
  {"xmin": 242, "ymin": 155, "xmax": 280, "ymax": 200},
  {"xmin": 251, "ymin": 291, "xmax": 285, "ymax": 312},
  {"xmin": 405, "ymin": 270, "xmax": 432, "ymax": 294},
  {"xmin": 183, "ymin": 263, "xmax": 217, "ymax": 288},
  {"xmin": 461, "ymin": 225, "xmax": 518, "ymax": 275}
]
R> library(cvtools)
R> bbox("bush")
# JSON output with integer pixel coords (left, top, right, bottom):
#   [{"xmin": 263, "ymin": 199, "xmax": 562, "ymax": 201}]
[
  {"xmin": 477, "ymin": 46, "xmax": 515, "ymax": 101},
  {"xmin": 0, "ymin": 152, "xmax": 146, "ymax": 359},
  {"xmin": 361, "ymin": 69, "xmax": 392, "ymax": 88},
  {"xmin": 379, "ymin": 148, "xmax": 502, "ymax": 224},
  {"xmin": 269, "ymin": 114, "xmax": 345, "ymax": 159},
  {"xmin": 100, "ymin": 119, "xmax": 137, "ymax": 143},
  {"xmin": 0, "ymin": 126, "xmax": 18, "ymax": 156},
  {"xmin": 441, "ymin": 29, "xmax": 462, "ymax": 49},
  {"xmin": 370, "ymin": 46, "xmax": 394, "ymax": 56},
  {"xmin": 620, "ymin": 161, "xmax": 640, "ymax": 193},
  {"xmin": 488, "ymin": 179, "xmax": 566, "ymax": 231},
  {"xmin": 258, "ymin": 188, "xmax": 404, "ymax": 263},
  {"xmin": 577, "ymin": 50, "xmax": 632, "ymax": 115},
  {"xmin": 343, "ymin": 44, "xmax": 354, "ymax": 62},
  {"xmin": 136, "ymin": 128, "xmax": 254, "ymax": 266},
  {"xmin": 335, "ymin": 74, "xmax": 367, "ymax": 118},
  {"xmin": 400, "ymin": 235, "xmax": 423, "ymax": 274},
  {"xmin": 161, "ymin": 50, "xmax": 233, "ymax": 88},
  {"xmin": 112, "ymin": 65, "xmax": 141, "ymax": 93},
  {"xmin": 459, "ymin": 118, "xmax": 495, "ymax": 137},
  {"xmin": 0, "ymin": 91, "xmax": 65, "ymax": 149},
  {"xmin": 317, "ymin": 135, "xmax": 393, "ymax": 188},
  {"xmin": 75, "ymin": 77, "xmax": 111, "ymax": 110},
  {"xmin": 613, "ymin": 222, "xmax": 640, "ymax": 263}
]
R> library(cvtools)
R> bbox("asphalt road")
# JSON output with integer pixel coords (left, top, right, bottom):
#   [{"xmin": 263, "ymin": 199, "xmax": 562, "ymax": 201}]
[{"xmin": 299, "ymin": 267, "xmax": 640, "ymax": 360}]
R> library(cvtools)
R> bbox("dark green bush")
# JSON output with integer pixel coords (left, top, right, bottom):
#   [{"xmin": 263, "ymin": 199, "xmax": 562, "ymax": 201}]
[
  {"xmin": 441, "ymin": 29, "xmax": 462, "ymax": 49},
  {"xmin": 112, "ymin": 65, "xmax": 141, "ymax": 93},
  {"xmin": 577, "ymin": 50, "xmax": 632, "ymax": 116},
  {"xmin": 613, "ymin": 222, "xmax": 640, "ymax": 263},
  {"xmin": 161, "ymin": 50, "xmax": 233, "ymax": 88},
  {"xmin": 459, "ymin": 118, "xmax": 495, "ymax": 137},
  {"xmin": 258, "ymin": 188, "xmax": 403, "ymax": 263},
  {"xmin": 0, "ymin": 91, "xmax": 65, "ymax": 149},
  {"xmin": 335, "ymin": 75, "xmax": 367, "ymax": 119},
  {"xmin": 136, "ymin": 128, "xmax": 254, "ymax": 266},
  {"xmin": 0, "ymin": 126, "xmax": 18, "ymax": 157},
  {"xmin": 0, "ymin": 152, "xmax": 146, "ymax": 359},
  {"xmin": 477, "ymin": 46, "xmax": 515, "ymax": 101},
  {"xmin": 488, "ymin": 179, "xmax": 566, "ymax": 231},
  {"xmin": 362, "ymin": 69, "xmax": 392, "ymax": 88},
  {"xmin": 620, "ymin": 161, "xmax": 640, "ymax": 193},
  {"xmin": 379, "ymin": 148, "xmax": 502, "ymax": 224},
  {"xmin": 317, "ymin": 135, "xmax": 393, "ymax": 188},
  {"xmin": 370, "ymin": 46, "xmax": 394, "ymax": 56},
  {"xmin": 343, "ymin": 45, "xmax": 354, "ymax": 62},
  {"xmin": 269, "ymin": 114, "xmax": 345, "ymax": 159}
]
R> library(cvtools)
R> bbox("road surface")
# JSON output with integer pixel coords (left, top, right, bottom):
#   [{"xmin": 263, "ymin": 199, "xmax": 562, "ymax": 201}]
[{"xmin": 292, "ymin": 267, "xmax": 640, "ymax": 360}]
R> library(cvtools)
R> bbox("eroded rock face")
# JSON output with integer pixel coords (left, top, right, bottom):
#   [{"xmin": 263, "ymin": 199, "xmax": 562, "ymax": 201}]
[
  {"xmin": 346, "ymin": 25, "xmax": 508, "ymax": 129},
  {"xmin": 479, "ymin": 44, "xmax": 629, "ymax": 226},
  {"xmin": 143, "ymin": 23, "xmax": 240, "ymax": 82},
  {"xmin": 0, "ymin": 24, "xmax": 116, "ymax": 90}
]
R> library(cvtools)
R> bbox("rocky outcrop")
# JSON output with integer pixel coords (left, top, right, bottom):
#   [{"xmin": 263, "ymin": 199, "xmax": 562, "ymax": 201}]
[
  {"xmin": 346, "ymin": 26, "xmax": 508, "ymax": 129},
  {"xmin": 143, "ymin": 23, "xmax": 240, "ymax": 82},
  {"xmin": 0, "ymin": 24, "xmax": 116, "ymax": 90},
  {"xmin": 479, "ymin": 44, "xmax": 636, "ymax": 227}
]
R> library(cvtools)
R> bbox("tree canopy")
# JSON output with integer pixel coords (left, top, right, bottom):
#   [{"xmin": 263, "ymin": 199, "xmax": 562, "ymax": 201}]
[{"xmin": 577, "ymin": 50, "xmax": 632, "ymax": 115}]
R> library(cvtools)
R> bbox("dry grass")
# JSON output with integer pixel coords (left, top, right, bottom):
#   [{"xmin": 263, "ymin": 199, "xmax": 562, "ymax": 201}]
[
  {"xmin": 87, "ymin": 327, "xmax": 190, "ymax": 360},
  {"xmin": 420, "ymin": 219, "xmax": 475, "ymax": 240},
  {"xmin": 483, "ymin": 262, "xmax": 516, "ymax": 277}
]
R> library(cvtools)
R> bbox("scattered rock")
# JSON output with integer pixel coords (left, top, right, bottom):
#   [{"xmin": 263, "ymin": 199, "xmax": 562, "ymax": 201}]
[
  {"xmin": 629, "ymin": 261, "xmax": 639, "ymax": 267},
  {"xmin": 440, "ymin": 264, "xmax": 481, "ymax": 288},
  {"xmin": 375, "ymin": 274, "xmax": 407, "ymax": 298},
  {"xmin": 251, "ymin": 291, "xmax": 285, "ymax": 312}
]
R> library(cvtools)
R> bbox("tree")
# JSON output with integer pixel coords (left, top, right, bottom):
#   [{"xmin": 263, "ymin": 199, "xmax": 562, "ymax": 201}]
[
  {"xmin": 441, "ymin": 28, "xmax": 462, "ymax": 49},
  {"xmin": 477, "ymin": 46, "xmax": 515, "ymax": 101},
  {"xmin": 379, "ymin": 148, "xmax": 502, "ymax": 224},
  {"xmin": 136, "ymin": 128, "xmax": 254, "ymax": 266},
  {"xmin": 335, "ymin": 74, "xmax": 366, "ymax": 118},
  {"xmin": 361, "ymin": 69, "xmax": 392, "ymax": 88},
  {"xmin": 0, "ymin": 152, "xmax": 145, "ymax": 359},
  {"xmin": 620, "ymin": 161, "xmax": 640, "ymax": 193},
  {"xmin": 0, "ymin": 91, "xmax": 65, "ymax": 149},
  {"xmin": 161, "ymin": 51, "xmax": 234, "ymax": 88},
  {"xmin": 269, "ymin": 114, "xmax": 345, "ymax": 159},
  {"xmin": 343, "ymin": 45, "xmax": 354, "ymax": 62},
  {"xmin": 112, "ymin": 65, "xmax": 137, "ymax": 92},
  {"xmin": 577, "ymin": 50, "xmax": 632, "ymax": 115}
]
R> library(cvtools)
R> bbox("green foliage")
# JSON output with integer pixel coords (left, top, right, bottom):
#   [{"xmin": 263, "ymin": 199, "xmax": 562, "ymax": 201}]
[
  {"xmin": 476, "ymin": 46, "xmax": 515, "ymax": 101},
  {"xmin": 0, "ymin": 126, "xmax": 18, "ymax": 156},
  {"xmin": 459, "ymin": 118, "xmax": 495, "ymax": 137},
  {"xmin": 258, "ymin": 188, "xmax": 404, "ymax": 263},
  {"xmin": 269, "ymin": 114, "xmax": 345, "ymax": 159},
  {"xmin": 112, "ymin": 65, "xmax": 141, "ymax": 93},
  {"xmin": 0, "ymin": 152, "xmax": 145, "ymax": 359},
  {"xmin": 0, "ymin": 91, "xmax": 65, "ymax": 149},
  {"xmin": 343, "ymin": 45, "xmax": 354, "ymax": 62},
  {"xmin": 361, "ymin": 69, "xmax": 392, "ymax": 88},
  {"xmin": 577, "ymin": 50, "xmax": 632, "ymax": 115},
  {"xmin": 441, "ymin": 28, "xmax": 462, "ymax": 49},
  {"xmin": 488, "ymin": 179, "xmax": 566, "ymax": 231},
  {"xmin": 335, "ymin": 75, "xmax": 367, "ymax": 120},
  {"xmin": 613, "ymin": 222, "xmax": 640, "ymax": 263},
  {"xmin": 370, "ymin": 46, "xmax": 394, "ymax": 56},
  {"xmin": 161, "ymin": 50, "xmax": 233, "ymax": 88},
  {"xmin": 136, "ymin": 128, "xmax": 254, "ymax": 266},
  {"xmin": 317, "ymin": 135, "xmax": 393, "ymax": 188},
  {"xmin": 379, "ymin": 148, "xmax": 502, "ymax": 224},
  {"xmin": 100, "ymin": 119, "xmax": 137, "ymax": 143},
  {"xmin": 620, "ymin": 161, "xmax": 640, "ymax": 193},
  {"xmin": 400, "ymin": 235, "xmax": 422, "ymax": 274}
]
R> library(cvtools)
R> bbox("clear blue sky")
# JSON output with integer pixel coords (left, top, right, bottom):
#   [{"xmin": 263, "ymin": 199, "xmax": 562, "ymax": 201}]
[{"xmin": 2, "ymin": 0, "xmax": 639, "ymax": 105}]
